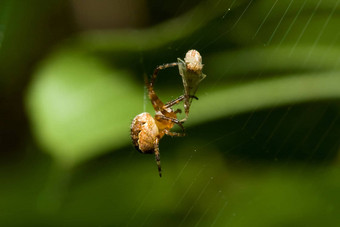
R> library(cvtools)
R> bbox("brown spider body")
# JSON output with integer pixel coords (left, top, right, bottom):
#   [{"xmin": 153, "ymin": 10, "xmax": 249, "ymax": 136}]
[
  {"xmin": 130, "ymin": 108, "xmax": 178, "ymax": 154},
  {"xmin": 131, "ymin": 112, "xmax": 159, "ymax": 154},
  {"xmin": 130, "ymin": 50, "xmax": 205, "ymax": 177}
]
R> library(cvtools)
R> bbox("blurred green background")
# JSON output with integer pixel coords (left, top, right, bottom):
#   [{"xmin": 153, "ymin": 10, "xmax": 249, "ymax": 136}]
[{"xmin": 1, "ymin": 0, "xmax": 340, "ymax": 226}]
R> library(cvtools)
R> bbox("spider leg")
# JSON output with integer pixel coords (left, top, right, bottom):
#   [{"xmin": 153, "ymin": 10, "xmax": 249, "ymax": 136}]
[
  {"xmin": 146, "ymin": 62, "xmax": 179, "ymax": 112},
  {"xmin": 164, "ymin": 129, "xmax": 185, "ymax": 137},
  {"xmin": 164, "ymin": 94, "xmax": 199, "ymax": 123},
  {"xmin": 151, "ymin": 62, "xmax": 179, "ymax": 87},
  {"xmin": 154, "ymin": 137, "xmax": 162, "ymax": 177},
  {"xmin": 156, "ymin": 115, "xmax": 185, "ymax": 131},
  {"xmin": 164, "ymin": 95, "xmax": 185, "ymax": 108},
  {"xmin": 164, "ymin": 95, "xmax": 198, "ymax": 108}
]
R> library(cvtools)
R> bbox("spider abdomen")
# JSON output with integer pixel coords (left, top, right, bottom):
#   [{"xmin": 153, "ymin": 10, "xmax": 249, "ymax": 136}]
[{"xmin": 130, "ymin": 112, "xmax": 159, "ymax": 154}]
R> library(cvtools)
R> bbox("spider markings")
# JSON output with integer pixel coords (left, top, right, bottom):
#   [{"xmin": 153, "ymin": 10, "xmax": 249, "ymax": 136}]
[{"xmin": 130, "ymin": 50, "xmax": 205, "ymax": 177}]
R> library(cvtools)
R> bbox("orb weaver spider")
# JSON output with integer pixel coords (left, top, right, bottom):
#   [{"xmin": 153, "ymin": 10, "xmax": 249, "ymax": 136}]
[{"xmin": 130, "ymin": 50, "xmax": 205, "ymax": 177}]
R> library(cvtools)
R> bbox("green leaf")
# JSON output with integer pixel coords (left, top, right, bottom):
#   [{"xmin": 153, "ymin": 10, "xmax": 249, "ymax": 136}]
[
  {"xmin": 26, "ymin": 49, "xmax": 143, "ymax": 166},
  {"xmin": 189, "ymin": 70, "xmax": 340, "ymax": 125}
]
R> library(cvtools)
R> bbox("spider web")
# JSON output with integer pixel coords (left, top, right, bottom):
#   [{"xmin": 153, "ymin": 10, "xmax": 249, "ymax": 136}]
[
  {"xmin": 4, "ymin": 0, "xmax": 339, "ymax": 226},
  {"xmin": 128, "ymin": 0, "xmax": 340, "ymax": 226}
]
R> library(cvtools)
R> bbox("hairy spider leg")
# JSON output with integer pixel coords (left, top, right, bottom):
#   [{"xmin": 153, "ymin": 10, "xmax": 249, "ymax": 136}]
[
  {"xmin": 155, "ymin": 115, "xmax": 185, "ymax": 133},
  {"xmin": 150, "ymin": 62, "xmax": 179, "ymax": 88},
  {"xmin": 164, "ymin": 95, "xmax": 185, "ymax": 108},
  {"xmin": 154, "ymin": 137, "xmax": 162, "ymax": 177},
  {"xmin": 164, "ymin": 129, "xmax": 185, "ymax": 137},
  {"xmin": 147, "ymin": 62, "xmax": 185, "ymax": 123},
  {"xmin": 164, "ymin": 95, "xmax": 199, "ymax": 108},
  {"xmin": 146, "ymin": 63, "xmax": 178, "ymax": 112},
  {"xmin": 164, "ymin": 95, "xmax": 199, "ymax": 123}
]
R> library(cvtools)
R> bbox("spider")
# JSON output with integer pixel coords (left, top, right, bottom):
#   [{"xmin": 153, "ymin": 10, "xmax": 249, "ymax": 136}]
[{"xmin": 130, "ymin": 50, "xmax": 205, "ymax": 177}]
